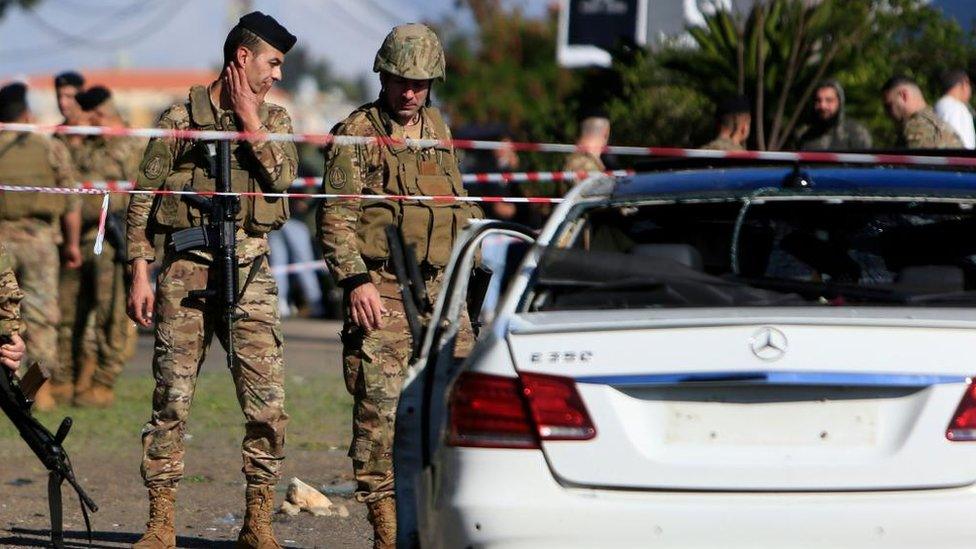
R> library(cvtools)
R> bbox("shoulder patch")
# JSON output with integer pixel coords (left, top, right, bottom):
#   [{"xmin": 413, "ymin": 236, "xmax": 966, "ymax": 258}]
[
  {"xmin": 328, "ymin": 165, "xmax": 349, "ymax": 190},
  {"xmin": 144, "ymin": 156, "xmax": 163, "ymax": 180}
]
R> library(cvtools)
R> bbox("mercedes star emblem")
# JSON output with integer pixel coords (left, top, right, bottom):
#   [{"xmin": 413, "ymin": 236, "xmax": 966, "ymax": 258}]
[{"xmin": 750, "ymin": 327, "xmax": 788, "ymax": 361}]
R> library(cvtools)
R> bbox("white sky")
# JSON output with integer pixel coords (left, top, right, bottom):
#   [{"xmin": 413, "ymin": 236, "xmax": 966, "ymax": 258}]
[{"xmin": 0, "ymin": 0, "xmax": 544, "ymax": 81}]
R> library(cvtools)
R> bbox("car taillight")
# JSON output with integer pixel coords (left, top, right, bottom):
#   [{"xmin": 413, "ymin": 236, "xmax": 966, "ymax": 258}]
[
  {"xmin": 447, "ymin": 372, "xmax": 596, "ymax": 449},
  {"xmin": 520, "ymin": 372, "xmax": 596, "ymax": 441},
  {"xmin": 947, "ymin": 381, "xmax": 976, "ymax": 441}
]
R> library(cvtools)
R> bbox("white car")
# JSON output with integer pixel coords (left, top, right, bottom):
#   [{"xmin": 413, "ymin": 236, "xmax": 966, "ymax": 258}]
[{"xmin": 393, "ymin": 165, "xmax": 976, "ymax": 548}]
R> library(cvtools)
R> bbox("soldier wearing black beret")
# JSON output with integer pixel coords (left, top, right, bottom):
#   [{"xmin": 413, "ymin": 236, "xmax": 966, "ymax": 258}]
[{"xmin": 127, "ymin": 11, "xmax": 298, "ymax": 549}]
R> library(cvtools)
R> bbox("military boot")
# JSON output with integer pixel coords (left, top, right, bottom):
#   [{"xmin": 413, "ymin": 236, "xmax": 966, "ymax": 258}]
[
  {"xmin": 133, "ymin": 486, "xmax": 176, "ymax": 549},
  {"xmin": 73, "ymin": 355, "xmax": 97, "ymax": 394},
  {"xmin": 367, "ymin": 498, "xmax": 396, "ymax": 549},
  {"xmin": 48, "ymin": 380, "xmax": 74, "ymax": 405},
  {"xmin": 31, "ymin": 382, "xmax": 56, "ymax": 412},
  {"xmin": 237, "ymin": 485, "xmax": 282, "ymax": 549},
  {"xmin": 73, "ymin": 382, "xmax": 115, "ymax": 408}
]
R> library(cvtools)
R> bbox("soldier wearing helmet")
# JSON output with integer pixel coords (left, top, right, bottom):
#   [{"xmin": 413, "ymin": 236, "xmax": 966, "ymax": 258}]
[{"xmin": 318, "ymin": 23, "xmax": 480, "ymax": 548}]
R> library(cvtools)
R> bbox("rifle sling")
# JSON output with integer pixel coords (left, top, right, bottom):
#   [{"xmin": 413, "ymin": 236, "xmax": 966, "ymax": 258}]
[
  {"xmin": 48, "ymin": 472, "xmax": 63, "ymax": 548},
  {"xmin": 237, "ymin": 254, "xmax": 265, "ymax": 304}
]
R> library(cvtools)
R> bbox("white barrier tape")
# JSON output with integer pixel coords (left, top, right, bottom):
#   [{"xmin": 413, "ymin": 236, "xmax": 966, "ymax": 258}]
[
  {"xmin": 270, "ymin": 260, "xmax": 327, "ymax": 276},
  {"xmin": 4, "ymin": 122, "xmax": 976, "ymax": 166},
  {"xmin": 0, "ymin": 185, "xmax": 564, "ymax": 204},
  {"xmin": 77, "ymin": 169, "xmax": 634, "ymax": 192}
]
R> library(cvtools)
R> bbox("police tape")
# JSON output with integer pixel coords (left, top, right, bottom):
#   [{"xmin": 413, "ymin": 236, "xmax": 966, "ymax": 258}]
[
  {"xmin": 0, "ymin": 184, "xmax": 565, "ymax": 204},
  {"xmin": 270, "ymin": 259, "xmax": 327, "ymax": 276},
  {"xmin": 76, "ymin": 169, "xmax": 635, "ymax": 192},
  {"xmin": 4, "ymin": 121, "xmax": 976, "ymax": 167}
]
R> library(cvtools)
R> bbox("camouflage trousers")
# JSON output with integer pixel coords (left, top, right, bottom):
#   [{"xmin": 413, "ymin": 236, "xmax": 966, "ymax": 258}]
[
  {"xmin": 342, "ymin": 267, "xmax": 474, "ymax": 503},
  {"xmin": 58, "ymin": 237, "xmax": 136, "ymax": 388},
  {"xmin": 141, "ymin": 254, "xmax": 288, "ymax": 488},
  {"xmin": 0, "ymin": 220, "xmax": 62, "ymax": 380}
]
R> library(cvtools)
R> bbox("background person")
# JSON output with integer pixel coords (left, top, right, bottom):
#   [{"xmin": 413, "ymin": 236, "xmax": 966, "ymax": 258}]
[
  {"xmin": 934, "ymin": 69, "xmax": 975, "ymax": 149},
  {"xmin": 882, "ymin": 75, "xmax": 963, "ymax": 149},
  {"xmin": 795, "ymin": 79, "xmax": 873, "ymax": 150},
  {"xmin": 702, "ymin": 95, "xmax": 751, "ymax": 151}
]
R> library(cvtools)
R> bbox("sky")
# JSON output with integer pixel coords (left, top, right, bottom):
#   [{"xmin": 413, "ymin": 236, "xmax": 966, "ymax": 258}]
[{"xmin": 0, "ymin": 0, "xmax": 544, "ymax": 81}]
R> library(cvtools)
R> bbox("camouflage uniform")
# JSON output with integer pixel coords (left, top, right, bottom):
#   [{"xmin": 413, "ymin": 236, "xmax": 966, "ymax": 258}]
[
  {"xmin": 320, "ymin": 97, "xmax": 479, "ymax": 505},
  {"xmin": 59, "ymin": 135, "xmax": 141, "ymax": 391},
  {"xmin": 900, "ymin": 107, "xmax": 964, "ymax": 149},
  {"xmin": 0, "ymin": 132, "xmax": 79, "ymax": 382},
  {"xmin": 0, "ymin": 243, "xmax": 25, "ymax": 337},
  {"xmin": 701, "ymin": 136, "xmax": 745, "ymax": 151},
  {"xmin": 126, "ymin": 84, "xmax": 297, "ymax": 488}
]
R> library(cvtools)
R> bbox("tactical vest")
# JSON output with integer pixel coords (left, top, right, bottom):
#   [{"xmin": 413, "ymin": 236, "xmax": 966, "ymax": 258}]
[
  {"xmin": 151, "ymin": 86, "xmax": 288, "ymax": 234},
  {"xmin": 0, "ymin": 133, "xmax": 66, "ymax": 221},
  {"xmin": 357, "ymin": 105, "xmax": 480, "ymax": 267}
]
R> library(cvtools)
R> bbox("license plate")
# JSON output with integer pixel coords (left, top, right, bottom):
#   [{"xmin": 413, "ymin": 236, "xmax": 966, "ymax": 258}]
[{"xmin": 664, "ymin": 398, "xmax": 879, "ymax": 447}]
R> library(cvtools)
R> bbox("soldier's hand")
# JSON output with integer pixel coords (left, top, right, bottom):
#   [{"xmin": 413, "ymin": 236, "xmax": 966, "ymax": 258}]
[
  {"xmin": 62, "ymin": 243, "xmax": 82, "ymax": 269},
  {"xmin": 349, "ymin": 282, "xmax": 386, "ymax": 331},
  {"xmin": 225, "ymin": 64, "xmax": 264, "ymax": 133},
  {"xmin": 0, "ymin": 333, "xmax": 25, "ymax": 371},
  {"xmin": 128, "ymin": 260, "xmax": 155, "ymax": 327}
]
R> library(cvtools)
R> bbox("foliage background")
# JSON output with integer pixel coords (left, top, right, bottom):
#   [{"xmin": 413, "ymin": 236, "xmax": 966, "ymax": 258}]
[{"xmin": 434, "ymin": 0, "xmax": 976, "ymax": 158}]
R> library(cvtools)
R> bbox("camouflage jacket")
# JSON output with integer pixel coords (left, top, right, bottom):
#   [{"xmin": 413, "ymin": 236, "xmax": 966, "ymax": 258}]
[
  {"xmin": 318, "ymin": 101, "xmax": 463, "ymax": 283},
  {"xmin": 701, "ymin": 137, "xmax": 744, "ymax": 151},
  {"xmin": 126, "ymin": 84, "xmax": 298, "ymax": 263},
  {"xmin": 71, "ymin": 135, "xmax": 144, "ymax": 231},
  {"xmin": 796, "ymin": 117, "xmax": 873, "ymax": 151},
  {"xmin": 556, "ymin": 152, "xmax": 605, "ymax": 196},
  {"xmin": 900, "ymin": 107, "xmax": 964, "ymax": 149},
  {"xmin": 0, "ymin": 243, "xmax": 23, "ymax": 336}
]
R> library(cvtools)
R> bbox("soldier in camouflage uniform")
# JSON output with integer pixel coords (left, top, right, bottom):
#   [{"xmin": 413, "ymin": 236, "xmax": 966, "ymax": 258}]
[
  {"xmin": 318, "ymin": 23, "xmax": 481, "ymax": 548},
  {"xmin": 795, "ymin": 80, "xmax": 873, "ymax": 151},
  {"xmin": 1, "ymin": 243, "xmax": 27, "ymax": 372},
  {"xmin": 0, "ymin": 82, "xmax": 82, "ymax": 410},
  {"xmin": 124, "ymin": 12, "xmax": 297, "ymax": 549},
  {"xmin": 882, "ymin": 76, "xmax": 964, "ymax": 149},
  {"xmin": 702, "ymin": 95, "xmax": 751, "ymax": 151},
  {"xmin": 559, "ymin": 113, "xmax": 609, "ymax": 197},
  {"xmin": 58, "ymin": 86, "xmax": 141, "ymax": 408}
]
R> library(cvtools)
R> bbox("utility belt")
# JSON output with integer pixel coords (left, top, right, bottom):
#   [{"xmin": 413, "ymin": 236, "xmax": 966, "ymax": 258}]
[{"xmin": 364, "ymin": 256, "xmax": 441, "ymax": 282}]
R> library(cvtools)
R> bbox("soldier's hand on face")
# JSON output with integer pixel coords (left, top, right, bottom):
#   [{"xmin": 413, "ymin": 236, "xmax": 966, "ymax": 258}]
[
  {"xmin": 349, "ymin": 282, "xmax": 386, "ymax": 331},
  {"xmin": 224, "ymin": 64, "xmax": 266, "ymax": 133},
  {"xmin": 127, "ymin": 260, "xmax": 155, "ymax": 328},
  {"xmin": 0, "ymin": 333, "xmax": 25, "ymax": 371},
  {"xmin": 62, "ymin": 243, "xmax": 82, "ymax": 269}
]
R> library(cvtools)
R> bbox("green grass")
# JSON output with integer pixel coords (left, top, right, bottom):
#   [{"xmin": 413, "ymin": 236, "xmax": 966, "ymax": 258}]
[{"xmin": 0, "ymin": 371, "xmax": 353, "ymax": 454}]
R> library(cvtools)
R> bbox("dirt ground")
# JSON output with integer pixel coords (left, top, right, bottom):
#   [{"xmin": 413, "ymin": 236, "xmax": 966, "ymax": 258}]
[{"xmin": 0, "ymin": 319, "xmax": 373, "ymax": 548}]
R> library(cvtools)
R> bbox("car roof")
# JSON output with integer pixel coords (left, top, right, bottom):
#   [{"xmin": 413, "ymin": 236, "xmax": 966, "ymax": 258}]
[{"xmin": 612, "ymin": 166, "xmax": 976, "ymax": 199}]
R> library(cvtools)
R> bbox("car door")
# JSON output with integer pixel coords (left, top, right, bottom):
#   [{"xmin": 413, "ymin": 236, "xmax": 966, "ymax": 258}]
[{"xmin": 394, "ymin": 220, "xmax": 536, "ymax": 548}]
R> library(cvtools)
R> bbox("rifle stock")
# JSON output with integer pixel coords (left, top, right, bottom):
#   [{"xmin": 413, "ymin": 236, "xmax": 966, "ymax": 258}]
[{"xmin": 385, "ymin": 226, "xmax": 431, "ymax": 360}]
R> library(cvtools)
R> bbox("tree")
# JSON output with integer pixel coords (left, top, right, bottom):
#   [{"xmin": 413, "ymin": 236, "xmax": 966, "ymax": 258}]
[{"xmin": 662, "ymin": 0, "xmax": 876, "ymax": 150}]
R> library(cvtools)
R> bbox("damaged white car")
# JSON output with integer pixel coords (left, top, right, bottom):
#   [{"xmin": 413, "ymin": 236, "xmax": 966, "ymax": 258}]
[{"xmin": 393, "ymin": 164, "xmax": 976, "ymax": 548}]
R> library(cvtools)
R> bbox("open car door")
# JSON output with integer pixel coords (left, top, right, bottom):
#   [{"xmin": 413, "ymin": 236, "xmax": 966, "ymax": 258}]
[{"xmin": 393, "ymin": 220, "xmax": 536, "ymax": 548}]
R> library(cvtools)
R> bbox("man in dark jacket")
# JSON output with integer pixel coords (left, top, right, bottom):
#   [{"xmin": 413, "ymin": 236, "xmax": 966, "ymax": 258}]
[{"xmin": 795, "ymin": 80, "xmax": 873, "ymax": 151}]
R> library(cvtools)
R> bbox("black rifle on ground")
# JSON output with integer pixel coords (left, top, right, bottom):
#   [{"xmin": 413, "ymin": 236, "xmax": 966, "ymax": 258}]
[
  {"xmin": 0, "ymin": 339, "xmax": 98, "ymax": 549},
  {"xmin": 385, "ymin": 226, "xmax": 431, "ymax": 360},
  {"xmin": 170, "ymin": 141, "xmax": 241, "ymax": 370}
]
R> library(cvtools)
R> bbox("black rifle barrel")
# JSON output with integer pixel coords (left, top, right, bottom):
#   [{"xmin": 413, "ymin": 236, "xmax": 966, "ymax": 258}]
[{"xmin": 217, "ymin": 140, "xmax": 237, "ymax": 371}]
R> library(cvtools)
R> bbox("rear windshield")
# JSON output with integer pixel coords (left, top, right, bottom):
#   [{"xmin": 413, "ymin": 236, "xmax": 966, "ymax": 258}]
[{"xmin": 523, "ymin": 197, "xmax": 976, "ymax": 311}]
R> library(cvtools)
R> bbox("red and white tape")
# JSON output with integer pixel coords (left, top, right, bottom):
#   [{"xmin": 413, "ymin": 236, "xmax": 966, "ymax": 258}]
[
  {"xmin": 3, "ymin": 122, "xmax": 976, "ymax": 167},
  {"xmin": 0, "ymin": 184, "xmax": 564, "ymax": 204},
  {"xmin": 76, "ymin": 169, "xmax": 634, "ymax": 193}
]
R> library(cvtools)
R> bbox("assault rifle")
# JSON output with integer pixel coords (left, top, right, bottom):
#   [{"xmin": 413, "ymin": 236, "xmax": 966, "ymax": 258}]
[
  {"xmin": 170, "ymin": 141, "xmax": 240, "ymax": 370},
  {"xmin": 0, "ymin": 339, "xmax": 98, "ymax": 548},
  {"xmin": 385, "ymin": 226, "xmax": 431, "ymax": 359}
]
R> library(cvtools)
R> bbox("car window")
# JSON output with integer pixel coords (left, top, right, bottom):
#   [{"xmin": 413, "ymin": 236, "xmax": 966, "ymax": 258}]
[{"xmin": 524, "ymin": 197, "xmax": 976, "ymax": 310}]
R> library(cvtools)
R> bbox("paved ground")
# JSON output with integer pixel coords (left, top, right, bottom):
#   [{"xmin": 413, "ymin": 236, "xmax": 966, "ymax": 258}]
[{"xmin": 0, "ymin": 318, "xmax": 373, "ymax": 548}]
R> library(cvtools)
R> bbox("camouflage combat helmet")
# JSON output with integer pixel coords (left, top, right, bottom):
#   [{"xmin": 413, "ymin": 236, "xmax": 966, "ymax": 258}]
[{"xmin": 373, "ymin": 23, "xmax": 445, "ymax": 81}]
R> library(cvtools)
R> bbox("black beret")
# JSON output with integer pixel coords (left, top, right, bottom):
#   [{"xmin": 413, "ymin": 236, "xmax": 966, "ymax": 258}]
[
  {"xmin": 717, "ymin": 95, "xmax": 751, "ymax": 117},
  {"xmin": 54, "ymin": 71, "xmax": 84, "ymax": 89},
  {"xmin": 238, "ymin": 11, "xmax": 296, "ymax": 54},
  {"xmin": 0, "ymin": 82, "xmax": 28, "ymax": 123},
  {"xmin": 76, "ymin": 86, "xmax": 111, "ymax": 112}
]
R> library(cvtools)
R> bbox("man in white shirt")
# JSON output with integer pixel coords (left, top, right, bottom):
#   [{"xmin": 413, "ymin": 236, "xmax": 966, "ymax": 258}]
[{"xmin": 934, "ymin": 69, "xmax": 975, "ymax": 149}]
